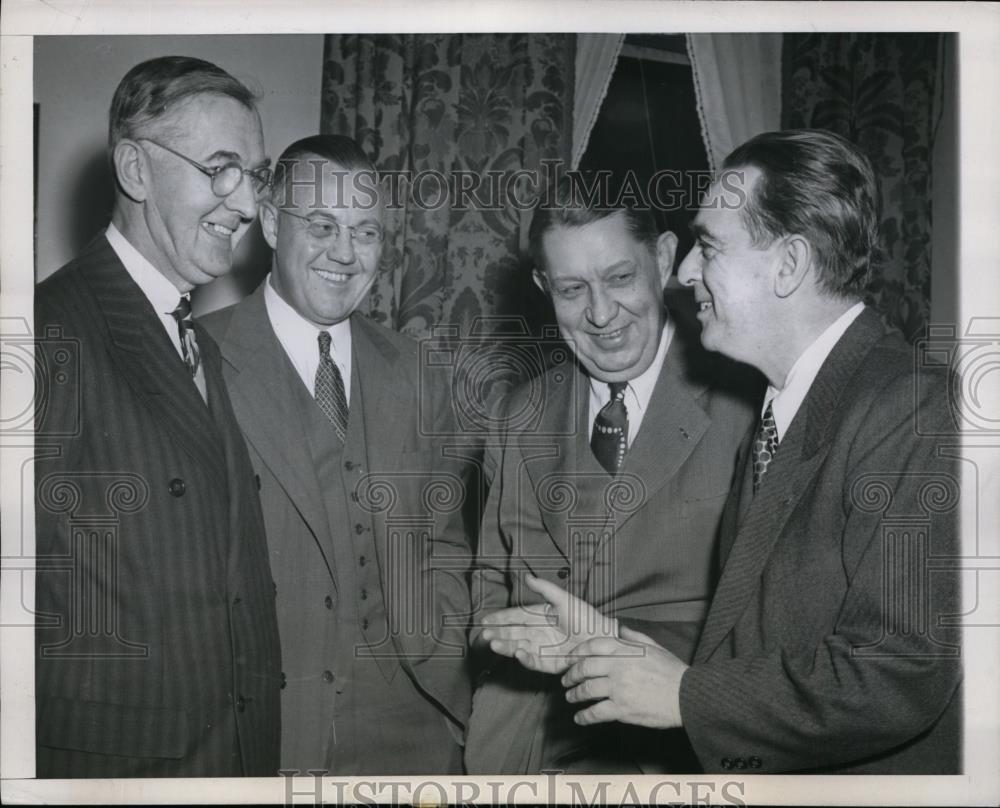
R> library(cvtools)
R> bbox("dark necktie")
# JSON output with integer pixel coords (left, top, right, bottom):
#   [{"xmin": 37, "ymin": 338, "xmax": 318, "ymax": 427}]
[
  {"xmin": 170, "ymin": 296, "xmax": 206, "ymax": 400},
  {"xmin": 591, "ymin": 381, "xmax": 629, "ymax": 475},
  {"xmin": 315, "ymin": 330, "xmax": 349, "ymax": 441},
  {"xmin": 752, "ymin": 401, "xmax": 779, "ymax": 494}
]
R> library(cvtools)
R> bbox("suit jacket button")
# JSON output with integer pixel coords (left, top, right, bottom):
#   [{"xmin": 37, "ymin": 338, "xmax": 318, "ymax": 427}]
[
  {"xmin": 749, "ymin": 756, "xmax": 762, "ymax": 769},
  {"xmin": 236, "ymin": 695, "xmax": 246, "ymax": 712},
  {"xmin": 355, "ymin": 523, "xmax": 365, "ymax": 535},
  {"xmin": 280, "ymin": 672, "xmax": 287, "ymax": 689},
  {"xmin": 324, "ymin": 595, "xmax": 334, "ymax": 609},
  {"xmin": 557, "ymin": 567, "xmax": 569, "ymax": 580},
  {"xmin": 362, "ymin": 618, "xmax": 369, "ymax": 630},
  {"xmin": 323, "ymin": 670, "xmax": 335, "ymax": 683},
  {"xmin": 255, "ymin": 474, "xmax": 261, "ymax": 491},
  {"xmin": 359, "ymin": 555, "xmax": 367, "ymax": 566},
  {"xmin": 344, "ymin": 460, "xmax": 355, "ymax": 471},
  {"xmin": 720, "ymin": 757, "xmax": 733, "ymax": 770},
  {"xmin": 350, "ymin": 491, "xmax": 359, "ymax": 503},
  {"xmin": 735, "ymin": 757, "xmax": 747, "ymax": 769},
  {"xmin": 168, "ymin": 478, "xmax": 186, "ymax": 497}
]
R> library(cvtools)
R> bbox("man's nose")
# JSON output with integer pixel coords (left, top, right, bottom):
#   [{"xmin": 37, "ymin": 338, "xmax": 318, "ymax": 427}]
[
  {"xmin": 223, "ymin": 173, "xmax": 259, "ymax": 221},
  {"xmin": 326, "ymin": 228, "xmax": 356, "ymax": 264},
  {"xmin": 586, "ymin": 287, "xmax": 618, "ymax": 327},
  {"xmin": 677, "ymin": 248, "xmax": 701, "ymax": 287}
]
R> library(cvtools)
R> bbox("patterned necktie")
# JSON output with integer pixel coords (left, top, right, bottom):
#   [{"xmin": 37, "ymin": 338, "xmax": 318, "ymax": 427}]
[
  {"xmin": 752, "ymin": 401, "xmax": 779, "ymax": 494},
  {"xmin": 591, "ymin": 381, "xmax": 629, "ymax": 475},
  {"xmin": 170, "ymin": 296, "xmax": 206, "ymax": 400},
  {"xmin": 315, "ymin": 331, "xmax": 349, "ymax": 441}
]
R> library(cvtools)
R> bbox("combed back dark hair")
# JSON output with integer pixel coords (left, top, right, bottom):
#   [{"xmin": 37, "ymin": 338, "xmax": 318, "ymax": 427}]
[
  {"xmin": 723, "ymin": 128, "xmax": 881, "ymax": 299},
  {"xmin": 528, "ymin": 172, "xmax": 659, "ymax": 274},
  {"xmin": 270, "ymin": 134, "xmax": 377, "ymax": 205},
  {"xmin": 108, "ymin": 56, "xmax": 257, "ymax": 150}
]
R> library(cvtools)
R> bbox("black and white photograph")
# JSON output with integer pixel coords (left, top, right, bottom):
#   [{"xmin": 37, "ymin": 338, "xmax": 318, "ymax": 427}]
[{"xmin": 1, "ymin": 1, "xmax": 998, "ymax": 805}]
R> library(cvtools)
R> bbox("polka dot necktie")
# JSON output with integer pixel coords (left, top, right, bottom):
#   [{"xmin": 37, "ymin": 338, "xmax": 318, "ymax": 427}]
[
  {"xmin": 315, "ymin": 331, "xmax": 349, "ymax": 442},
  {"xmin": 591, "ymin": 382, "xmax": 629, "ymax": 475},
  {"xmin": 752, "ymin": 401, "xmax": 779, "ymax": 494}
]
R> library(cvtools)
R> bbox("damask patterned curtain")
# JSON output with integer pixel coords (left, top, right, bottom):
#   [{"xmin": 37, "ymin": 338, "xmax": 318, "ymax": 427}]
[
  {"xmin": 320, "ymin": 34, "xmax": 574, "ymax": 340},
  {"xmin": 783, "ymin": 33, "xmax": 943, "ymax": 342}
]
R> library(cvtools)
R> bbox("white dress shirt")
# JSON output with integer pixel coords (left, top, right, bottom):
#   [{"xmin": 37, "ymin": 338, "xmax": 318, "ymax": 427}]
[
  {"xmin": 587, "ymin": 317, "xmax": 674, "ymax": 448},
  {"xmin": 763, "ymin": 301, "xmax": 865, "ymax": 440},
  {"xmin": 264, "ymin": 274, "xmax": 353, "ymax": 403},
  {"xmin": 106, "ymin": 223, "xmax": 189, "ymax": 360}
]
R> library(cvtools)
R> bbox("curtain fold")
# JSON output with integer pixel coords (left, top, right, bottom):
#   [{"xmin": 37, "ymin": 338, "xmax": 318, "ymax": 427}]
[
  {"xmin": 686, "ymin": 33, "xmax": 783, "ymax": 173},
  {"xmin": 572, "ymin": 33, "xmax": 624, "ymax": 169}
]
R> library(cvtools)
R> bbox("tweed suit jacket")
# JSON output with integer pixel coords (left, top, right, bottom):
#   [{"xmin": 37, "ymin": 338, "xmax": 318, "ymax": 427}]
[
  {"xmin": 466, "ymin": 293, "xmax": 760, "ymax": 773},
  {"xmin": 200, "ymin": 283, "xmax": 473, "ymax": 769},
  {"xmin": 680, "ymin": 307, "xmax": 963, "ymax": 774},
  {"xmin": 33, "ymin": 235, "xmax": 282, "ymax": 778}
]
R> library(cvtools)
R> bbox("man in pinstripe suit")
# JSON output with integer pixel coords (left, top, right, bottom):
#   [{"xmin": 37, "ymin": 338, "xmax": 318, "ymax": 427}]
[{"xmin": 34, "ymin": 56, "xmax": 281, "ymax": 777}]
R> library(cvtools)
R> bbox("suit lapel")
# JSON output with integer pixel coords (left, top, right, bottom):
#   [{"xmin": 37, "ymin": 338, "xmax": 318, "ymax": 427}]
[
  {"xmin": 354, "ymin": 314, "xmax": 408, "ymax": 479},
  {"xmin": 695, "ymin": 308, "xmax": 885, "ymax": 663},
  {"xmin": 215, "ymin": 285, "xmax": 333, "ymax": 577},
  {"xmin": 79, "ymin": 236, "xmax": 225, "ymax": 481},
  {"xmin": 522, "ymin": 365, "xmax": 589, "ymax": 564},
  {"xmin": 614, "ymin": 325, "xmax": 711, "ymax": 532}
]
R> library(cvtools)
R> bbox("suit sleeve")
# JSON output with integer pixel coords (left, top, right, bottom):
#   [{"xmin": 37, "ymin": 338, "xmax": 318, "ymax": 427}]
[{"xmin": 679, "ymin": 366, "xmax": 962, "ymax": 772}]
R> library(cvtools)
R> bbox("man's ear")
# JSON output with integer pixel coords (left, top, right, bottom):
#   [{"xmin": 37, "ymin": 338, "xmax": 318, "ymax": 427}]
[
  {"xmin": 532, "ymin": 268, "xmax": 549, "ymax": 295},
  {"xmin": 655, "ymin": 231, "xmax": 679, "ymax": 289},
  {"xmin": 112, "ymin": 140, "xmax": 148, "ymax": 203},
  {"xmin": 774, "ymin": 234, "xmax": 812, "ymax": 298},
  {"xmin": 259, "ymin": 199, "xmax": 279, "ymax": 250}
]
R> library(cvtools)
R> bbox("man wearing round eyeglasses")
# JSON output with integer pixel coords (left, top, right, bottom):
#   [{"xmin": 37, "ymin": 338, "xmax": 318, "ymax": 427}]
[
  {"xmin": 201, "ymin": 134, "xmax": 472, "ymax": 775},
  {"xmin": 34, "ymin": 56, "xmax": 281, "ymax": 777}
]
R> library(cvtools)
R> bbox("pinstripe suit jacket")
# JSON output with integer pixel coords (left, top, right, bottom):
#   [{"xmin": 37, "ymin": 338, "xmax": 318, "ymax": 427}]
[
  {"xmin": 680, "ymin": 308, "xmax": 963, "ymax": 773},
  {"xmin": 34, "ymin": 235, "xmax": 282, "ymax": 778}
]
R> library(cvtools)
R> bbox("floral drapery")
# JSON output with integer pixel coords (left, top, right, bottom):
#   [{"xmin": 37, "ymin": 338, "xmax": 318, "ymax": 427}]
[
  {"xmin": 320, "ymin": 34, "xmax": 574, "ymax": 342},
  {"xmin": 782, "ymin": 33, "xmax": 943, "ymax": 342}
]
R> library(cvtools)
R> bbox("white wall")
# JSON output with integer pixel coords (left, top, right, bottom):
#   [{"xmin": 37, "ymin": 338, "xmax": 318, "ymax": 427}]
[{"xmin": 34, "ymin": 34, "xmax": 325, "ymax": 312}]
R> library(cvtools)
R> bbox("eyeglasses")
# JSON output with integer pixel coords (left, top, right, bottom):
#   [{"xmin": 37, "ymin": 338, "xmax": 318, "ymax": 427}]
[
  {"xmin": 280, "ymin": 209, "xmax": 384, "ymax": 246},
  {"xmin": 138, "ymin": 138, "xmax": 273, "ymax": 199}
]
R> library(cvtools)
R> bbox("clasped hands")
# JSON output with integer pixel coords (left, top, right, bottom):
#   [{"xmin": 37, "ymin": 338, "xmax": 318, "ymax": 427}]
[{"xmin": 480, "ymin": 574, "xmax": 686, "ymax": 729}]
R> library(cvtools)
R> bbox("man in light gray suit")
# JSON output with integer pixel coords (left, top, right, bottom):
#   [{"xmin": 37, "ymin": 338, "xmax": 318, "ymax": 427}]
[
  {"xmin": 466, "ymin": 178, "xmax": 760, "ymax": 773},
  {"xmin": 201, "ymin": 135, "xmax": 472, "ymax": 775}
]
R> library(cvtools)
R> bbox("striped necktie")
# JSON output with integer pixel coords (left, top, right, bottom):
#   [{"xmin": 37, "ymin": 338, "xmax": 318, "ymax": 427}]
[{"xmin": 170, "ymin": 295, "xmax": 206, "ymax": 401}]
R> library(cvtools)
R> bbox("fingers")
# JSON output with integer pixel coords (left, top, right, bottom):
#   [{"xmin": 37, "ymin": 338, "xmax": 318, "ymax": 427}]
[
  {"xmin": 481, "ymin": 605, "xmax": 552, "ymax": 627},
  {"xmin": 573, "ymin": 698, "xmax": 619, "ymax": 726},
  {"xmin": 618, "ymin": 625, "xmax": 657, "ymax": 646},
  {"xmin": 481, "ymin": 624, "xmax": 558, "ymax": 645},
  {"xmin": 561, "ymin": 654, "xmax": 611, "ymax": 687},
  {"xmin": 524, "ymin": 574, "xmax": 574, "ymax": 610},
  {"xmin": 565, "ymin": 675, "xmax": 611, "ymax": 704}
]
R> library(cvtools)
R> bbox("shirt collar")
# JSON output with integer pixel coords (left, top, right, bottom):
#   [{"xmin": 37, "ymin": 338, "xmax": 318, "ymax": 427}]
[
  {"xmin": 263, "ymin": 272, "xmax": 352, "ymax": 360},
  {"xmin": 106, "ymin": 223, "xmax": 187, "ymax": 315},
  {"xmin": 765, "ymin": 301, "xmax": 866, "ymax": 439}
]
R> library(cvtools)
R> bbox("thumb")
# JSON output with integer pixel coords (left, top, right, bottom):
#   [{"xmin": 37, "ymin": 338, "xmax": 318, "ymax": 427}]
[
  {"xmin": 619, "ymin": 625, "xmax": 657, "ymax": 646},
  {"xmin": 524, "ymin": 573, "xmax": 573, "ymax": 611}
]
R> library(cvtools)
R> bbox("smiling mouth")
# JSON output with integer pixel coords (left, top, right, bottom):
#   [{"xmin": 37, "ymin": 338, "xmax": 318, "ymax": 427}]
[
  {"xmin": 202, "ymin": 222, "xmax": 236, "ymax": 239},
  {"xmin": 314, "ymin": 268, "xmax": 352, "ymax": 284},
  {"xmin": 697, "ymin": 301, "xmax": 714, "ymax": 312},
  {"xmin": 591, "ymin": 325, "xmax": 628, "ymax": 341}
]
